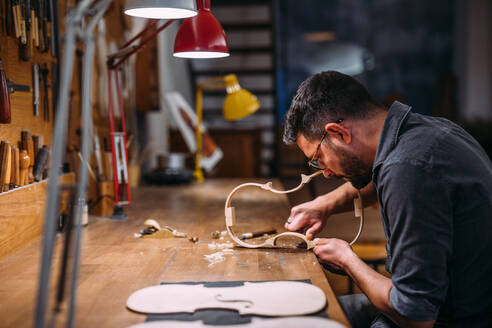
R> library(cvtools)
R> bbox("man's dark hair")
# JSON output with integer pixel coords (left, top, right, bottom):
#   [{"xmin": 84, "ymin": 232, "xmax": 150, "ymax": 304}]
[{"xmin": 283, "ymin": 71, "xmax": 383, "ymax": 144}]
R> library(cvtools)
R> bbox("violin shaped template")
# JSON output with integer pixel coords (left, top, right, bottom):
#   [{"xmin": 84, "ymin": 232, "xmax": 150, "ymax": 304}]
[
  {"xmin": 128, "ymin": 317, "xmax": 346, "ymax": 328},
  {"xmin": 127, "ymin": 281, "xmax": 326, "ymax": 316}
]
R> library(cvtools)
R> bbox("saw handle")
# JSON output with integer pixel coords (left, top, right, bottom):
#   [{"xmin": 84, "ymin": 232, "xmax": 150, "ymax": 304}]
[{"xmin": 0, "ymin": 57, "xmax": 11, "ymax": 124}]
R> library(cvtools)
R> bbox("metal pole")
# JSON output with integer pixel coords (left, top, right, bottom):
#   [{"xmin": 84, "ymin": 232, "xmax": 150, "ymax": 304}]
[
  {"xmin": 34, "ymin": 16, "xmax": 77, "ymax": 328},
  {"xmin": 66, "ymin": 2, "xmax": 111, "ymax": 325},
  {"xmin": 34, "ymin": 0, "xmax": 105, "ymax": 326}
]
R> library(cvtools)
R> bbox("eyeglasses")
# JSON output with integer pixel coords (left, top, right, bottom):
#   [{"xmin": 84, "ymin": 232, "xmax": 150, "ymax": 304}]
[{"xmin": 307, "ymin": 119, "xmax": 344, "ymax": 170}]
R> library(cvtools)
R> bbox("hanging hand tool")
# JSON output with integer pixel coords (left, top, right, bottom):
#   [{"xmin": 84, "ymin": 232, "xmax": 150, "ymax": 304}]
[
  {"xmin": 32, "ymin": 134, "xmax": 41, "ymax": 159},
  {"xmin": 11, "ymin": 147, "xmax": 19, "ymax": 188},
  {"xmin": 0, "ymin": 0, "xmax": 5, "ymax": 34},
  {"xmin": 33, "ymin": 145, "xmax": 49, "ymax": 181},
  {"xmin": 0, "ymin": 56, "xmax": 10, "ymax": 124},
  {"xmin": 2, "ymin": 78, "xmax": 31, "ymax": 123},
  {"xmin": 9, "ymin": 146, "xmax": 15, "ymax": 189},
  {"xmin": 33, "ymin": 63, "xmax": 39, "ymax": 116},
  {"xmin": 21, "ymin": 130, "xmax": 34, "ymax": 183},
  {"xmin": 48, "ymin": 0, "xmax": 60, "ymax": 121},
  {"xmin": 40, "ymin": 64, "xmax": 49, "ymax": 121},
  {"xmin": 12, "ymin": 0, "xmax": 21, "ymax": 39},
  {"xmin": 48, "ymin": 0, "xmax": 60, "ymax": 59},
  {"xmin": 38, "ymin": 0, "xmax": 47, "ymax": 52},
  {"xmin": 5, "ymin": 0, "xmax": 13, "ymax": 36},
  {"xmin": 0, "ymin": 141, "xmax": 11, "ymax": 192},
  {"xmin": 19, "ymin": 149, "xmax": 29, "ymax": 186},
  {"xmin": 62, "ymin": 91, "xmax": 74, "ymax": 172},
  {"xmin": 7, "ymin": 79, "xmax": 30, "ymax": 93},
  {"xmin": 31, "ymin": 0, "xmax": 38, "ymax": 47},
  {"xmin": 12, "ymin": 0, "xmax": 22, "ymax": 38},
  {"xmin": 19, "ymin": 0, "xmax": 31, "ymax": 61},
  {"xmin": 18, "ymin": 0, "xmax": 26, "ymax": 44}
]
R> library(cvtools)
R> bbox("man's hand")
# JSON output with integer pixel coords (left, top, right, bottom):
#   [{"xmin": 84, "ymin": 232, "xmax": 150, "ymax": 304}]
[
  {"xmin": 285, "ymin": 197, "xmax": 330, "ymax": 240},
  {"xmin": 313, "ymin": 238, "xmax": 353, "ymax": 272}
]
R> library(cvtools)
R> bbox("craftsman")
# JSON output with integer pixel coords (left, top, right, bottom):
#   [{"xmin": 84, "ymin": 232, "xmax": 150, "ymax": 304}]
[{"xmin": 283, "ymin": 71, "xmax": 492, "ymax": 327}]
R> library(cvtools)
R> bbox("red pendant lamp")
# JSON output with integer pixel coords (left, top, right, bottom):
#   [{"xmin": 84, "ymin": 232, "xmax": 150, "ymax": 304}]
[{"xmin": 173, "ymin": 0, "xmax": 229, "ymax": 59}]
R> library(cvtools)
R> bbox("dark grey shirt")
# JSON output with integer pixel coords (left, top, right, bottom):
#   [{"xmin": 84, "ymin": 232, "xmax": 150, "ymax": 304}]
[{"xmin": 372, "ymin": 102, "xmax": 492, "ymax": 326}]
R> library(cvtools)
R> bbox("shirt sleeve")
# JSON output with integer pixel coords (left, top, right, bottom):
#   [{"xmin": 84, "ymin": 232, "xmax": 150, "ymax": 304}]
[{"xmin": 377, "ymin": 161, "xmax": 453, "ymax": 321}]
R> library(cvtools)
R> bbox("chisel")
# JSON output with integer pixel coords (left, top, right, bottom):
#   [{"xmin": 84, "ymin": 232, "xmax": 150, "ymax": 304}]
[
  {"xmin": 21, "ymin": 130, "xmax": 34, "ymax": 183},
  {"xmin": 12, "ymin": 147, "xmax": 19, "ymax": 187},
  {"xmin": 19, "ymin": 150, "xmax": 29, "ymax": 186},
  {"xmin": 32, "ymin": 134, "xmax": 40, "ymax": 159},
  {"xmin": 10, "ymin": 146, "xmax": 17, "ymax": 189},
  {"xmin": 33, "ymin": 64, "xmax": 39, "ymax": 116},
  {"xmin": 0, "ymin": 141, "xmax": 11, "ymax": 192},
  {"xmin": 33, "ymin": 145, "xmax": 49, "ymax": 181},
  {"xmin": 0, "ymin": 57, "xmax": 10, "ymax": 124},
  {"xmin": 239, "ymin": 228, "xmax": 277, "ymax": 240}
]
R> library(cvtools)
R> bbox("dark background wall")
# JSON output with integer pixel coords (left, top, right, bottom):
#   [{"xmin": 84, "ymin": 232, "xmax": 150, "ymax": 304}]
[{"xmin": 275, "ymin": 0, "xmax": 455, "ymax": 121}]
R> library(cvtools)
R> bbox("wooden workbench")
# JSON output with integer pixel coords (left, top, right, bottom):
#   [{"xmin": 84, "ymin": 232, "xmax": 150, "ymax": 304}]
[{"xmin": 0, "ymin": 179, "xmax": 349, "ymax": 327}]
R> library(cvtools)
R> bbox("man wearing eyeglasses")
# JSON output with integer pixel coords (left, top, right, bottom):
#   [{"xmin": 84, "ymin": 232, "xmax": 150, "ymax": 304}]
[{"xmin": 282, "ymin": 71, "xmax": 492, "ymax": 328}]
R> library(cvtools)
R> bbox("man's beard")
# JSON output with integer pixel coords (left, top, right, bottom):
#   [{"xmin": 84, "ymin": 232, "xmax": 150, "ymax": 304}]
[{"xmin": 331, "ymin": 145, "xmax": 372, "ymax": 190}]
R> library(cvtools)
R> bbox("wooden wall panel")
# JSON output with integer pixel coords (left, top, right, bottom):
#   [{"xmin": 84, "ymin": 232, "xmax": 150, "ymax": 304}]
[{"xmin": 0, "ymin": 173, "xmax": 75, "ymax": 260}]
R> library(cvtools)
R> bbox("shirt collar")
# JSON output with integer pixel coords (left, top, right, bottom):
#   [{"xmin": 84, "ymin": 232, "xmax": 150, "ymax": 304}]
[{"xmin": 373, "ymin": 101, "xmax": 412, "ymax": 171}]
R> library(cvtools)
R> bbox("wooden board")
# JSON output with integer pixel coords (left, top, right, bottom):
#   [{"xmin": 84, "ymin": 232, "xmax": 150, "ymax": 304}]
[
  {"xmin": 0, "ymin": 173, "xmax": 75, "ymax": 259},
  {"xmin": 0, "ymin": 179, "xmax": 350, "ymax": 327}
]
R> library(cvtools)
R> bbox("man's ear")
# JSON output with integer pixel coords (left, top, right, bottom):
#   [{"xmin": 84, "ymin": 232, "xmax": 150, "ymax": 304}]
[{"xmin": 324, "ymin": 122, "xmax": 351, "ymax": 144}]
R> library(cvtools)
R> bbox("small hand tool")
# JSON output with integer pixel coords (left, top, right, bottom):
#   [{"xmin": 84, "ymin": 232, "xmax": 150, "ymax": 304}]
[
  {"xmin": 40, "ymin": 64, "xmax": 49, "ymax": 121},
  {"xmin": 12, "ymin": 147, "xmax": 20, "ymax": 187},
  {"xmin": 7, "ymin": 79, "xmax": 30, "ymax": 93},
  {"xmin": 18, "ymin": 0, "xmax": 26, "ymax": 44},
  {"xmin": 0, "ymin": 141, "xmax": 11, "ymax": 192},
  {"xmin": 38, "ymin": 0, "xmax": 47, "ymax": 52},
  {"xmin": 19, "ymin": 0, "xmax": 31, "ymax": 61},
  {"xmin": 5, "ymin": 0, "xmax": 13, "ymax": 36},
  {"xmin": 239, "ymin": 228, "xmax": 277, "ymax": 240},
  {"xmin": 12, "ymin": 0, "xmax": 21, "ymax": 38},
  {"xmin": 19, "ymin": 150, "xmax": 29, "ymax": 186},
  {"xmin": 33, "ymin": 145, "xmax": 49, "ymax": 181},
  {"xmin": 10, "ymin": 146, "xmax": 17, "ymax": 189},
  {"xmin": 32, "ymin": 134, "xmax": 40, "ymax": 159},
  {"xmin": 32, "ymin": 64, "xmax": 39, "ymax": 116},
  {"xmin": 31, "ymin": 0, "xmax": 38, "ymax": 47},
  {"xmin": 21, "ymin": 130, "xmax": 34, "ymax": 183},
  {"xmin": 0, "ymin": 57, "xmax": 10, "ymax": 124}
]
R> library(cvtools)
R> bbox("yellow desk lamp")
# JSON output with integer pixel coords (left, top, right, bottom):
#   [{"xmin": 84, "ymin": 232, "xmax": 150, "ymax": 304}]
[{"xmin": 194, "ymin": 74, "xmax": 260, "ymax": 182}]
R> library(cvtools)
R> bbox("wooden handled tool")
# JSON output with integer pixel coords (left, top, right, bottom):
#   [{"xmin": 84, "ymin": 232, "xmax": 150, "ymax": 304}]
[
  {"xmin": 10, "ymin": 146, "xmax": 17, "ymax": 188},
  {"xmin": 33, "ymin": 146, "xmax": 49, "ymax": 181},
  {"xmin": 32, "ymin": 134, "xmax": 40, "ymax": 159},
  {"xmin": 0, "ymin": 141, "xmax": 12, "ymax": 192},
  {"xmin": 239, "ymin": 228, "xmax": 277, "ymax": 240},
  {"xmin": 12, "ymin": 147, "xmax": 20, "ymax": 187},
  {"xmin": 19, "ymin": 150, "xmax": 29, "ymax": 186},
  {"xmin": 0, "ymin": 57, "xmax": 11, "ymax": 124},
  {"xmin": 21, "ymin": 130, "xmax": 34, "ymax": 183}
]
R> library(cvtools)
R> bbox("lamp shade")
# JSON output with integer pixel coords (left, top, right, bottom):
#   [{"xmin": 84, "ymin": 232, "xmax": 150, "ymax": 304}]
[
  {"xmin": 173, "ymin": 0, "xmax": 229, "ymax": 59},
  {"xmin": 124, "ymin": 0, "xmax": 197, "ymax": 19},
  {"xmin": 223, "ymin": 74, "xmax": 260, "ymax": 120}
]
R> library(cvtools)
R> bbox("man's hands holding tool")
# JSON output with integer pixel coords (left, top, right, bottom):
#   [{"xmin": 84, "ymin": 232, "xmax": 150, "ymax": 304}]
[
  {"xmin": 313, "ymin": 238, "xmax": 354, "ymax": 275},
  {"xmin": 285, "ymin": 196, "xmax": 331, "ymax": 240}
]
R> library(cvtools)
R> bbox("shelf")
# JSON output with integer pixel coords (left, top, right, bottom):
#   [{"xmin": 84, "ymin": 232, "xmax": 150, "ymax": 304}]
[{"xmin": 0, "ymin": 173, "xmax": 75, "ymax": 260}]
